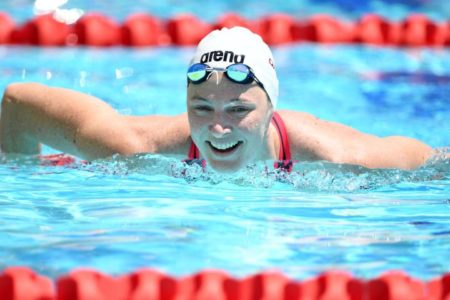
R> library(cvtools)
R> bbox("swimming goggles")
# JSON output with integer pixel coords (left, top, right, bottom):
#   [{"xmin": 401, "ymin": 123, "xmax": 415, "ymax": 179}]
[{"xmin": 187, "ymin": 63, "xmax": 265, "ymax": 89}]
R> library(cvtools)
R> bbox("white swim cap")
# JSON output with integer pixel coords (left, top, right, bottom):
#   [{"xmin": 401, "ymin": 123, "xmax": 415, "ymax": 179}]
[{"xmin": 190, "ymin": 26, "xmax": 279, "ymax": 108}]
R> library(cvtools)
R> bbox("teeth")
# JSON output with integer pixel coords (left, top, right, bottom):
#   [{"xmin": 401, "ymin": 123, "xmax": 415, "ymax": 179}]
[{"xmin": 209, "ymin": 141, "xmax": 239, "ymax": 150}]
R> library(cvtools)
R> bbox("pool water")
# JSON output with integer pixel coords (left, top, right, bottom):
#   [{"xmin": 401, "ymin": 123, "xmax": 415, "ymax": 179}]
[{"xmin": 0, "ymin": 44, "xmax": 449, "ymax": 280}]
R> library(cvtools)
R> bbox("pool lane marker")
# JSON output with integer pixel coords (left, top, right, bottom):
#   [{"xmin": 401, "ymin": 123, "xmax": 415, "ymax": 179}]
[
  {"xmin": 0, "ymin": 12, "xmax": 449, "ymax": 47},
  {"xmin": 1, "ymin": 266, "xmax": 449, "ymax": 299}
]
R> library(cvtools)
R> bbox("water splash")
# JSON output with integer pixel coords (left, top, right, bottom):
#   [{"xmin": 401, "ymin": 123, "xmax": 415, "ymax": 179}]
[{"xmin": 0, "ymin": 148, "xmax": 448, "ymax": 193}]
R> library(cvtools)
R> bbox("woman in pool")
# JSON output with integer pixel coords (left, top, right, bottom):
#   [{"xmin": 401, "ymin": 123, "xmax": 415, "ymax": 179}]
[{"xmin": 0, "ymin": 27, "xmax": 433, "ymax": 173}]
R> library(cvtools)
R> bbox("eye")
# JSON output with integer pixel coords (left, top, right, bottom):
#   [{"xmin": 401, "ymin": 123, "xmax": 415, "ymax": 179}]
[
  {"xmin": 229, "ymin": 106, "xmax": 251, "ymax": 114},
  {"xmin": 193, "ymin": 105, "xmax": 213, "ymax": 112}
]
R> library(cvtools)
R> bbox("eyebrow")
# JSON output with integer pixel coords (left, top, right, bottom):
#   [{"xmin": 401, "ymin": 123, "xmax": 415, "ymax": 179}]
[
  {"xmin": 190, "ymin": 96, "xmax": 251, "ymax": 104},
  {"xmin": 190, "ymin": 97, "xmax": 210, "ymax": 102}
]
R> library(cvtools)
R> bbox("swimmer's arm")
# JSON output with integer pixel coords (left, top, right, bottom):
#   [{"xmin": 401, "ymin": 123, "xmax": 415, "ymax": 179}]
[
  {"xmin": 322, "ymin": 122, "xmax": 432, "ymax": 169},
  {"xmin": 0, "ymin": 82, "xmax": 149, "ymax": 159},
  {"xmin": 360, "ymin": 136, "xmax": 433, "ymax": 169},
  {"xmin": 284, "ymin": 111, "xmax": 433, "ymax": 170}
]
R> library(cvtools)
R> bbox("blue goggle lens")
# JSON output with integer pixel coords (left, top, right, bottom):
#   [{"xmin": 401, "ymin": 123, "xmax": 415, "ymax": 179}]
[
  {"xmin": 187, "ymin": 64, "xmax": 208, "ymax": 82},
  {"xmin": 227, "ymin": 64, "xmax": 251, "ymax": 82}
]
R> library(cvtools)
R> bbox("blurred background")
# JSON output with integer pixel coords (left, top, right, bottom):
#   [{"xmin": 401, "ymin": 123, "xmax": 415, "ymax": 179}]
[{"xmin": 2, "ymin": 0, "xmax": 450, "ymax": 24}]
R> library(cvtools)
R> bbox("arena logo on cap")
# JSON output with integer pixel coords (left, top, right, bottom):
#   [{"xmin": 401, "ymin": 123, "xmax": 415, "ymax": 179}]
[{"xmin": 200, "ymin": 50, "xmax": 245, "ymax": 64}]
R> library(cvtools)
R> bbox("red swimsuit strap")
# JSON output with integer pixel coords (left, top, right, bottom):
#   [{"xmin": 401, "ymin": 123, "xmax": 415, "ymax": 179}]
[
  {"xmin": 187, "ymin": 112, "xmax": 291, "ymax": 161},
  {"xmin": 188, "ymin": 139, "xmax": 199, "ymax": 160},
  {"xmin": 271, "ymin": 111, "xmax": 292, "ymax": 161}
]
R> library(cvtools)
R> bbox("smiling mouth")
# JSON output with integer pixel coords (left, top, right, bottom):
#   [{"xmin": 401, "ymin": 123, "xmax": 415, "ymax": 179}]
[{"xmin": 207, "ymin": 141, "xmax": 243, "ymax": 153}]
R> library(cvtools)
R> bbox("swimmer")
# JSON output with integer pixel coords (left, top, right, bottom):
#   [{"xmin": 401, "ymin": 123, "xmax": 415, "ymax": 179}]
[{"xmin": 0, "ymin": 27, "xmax": 436, "ymax": 173}]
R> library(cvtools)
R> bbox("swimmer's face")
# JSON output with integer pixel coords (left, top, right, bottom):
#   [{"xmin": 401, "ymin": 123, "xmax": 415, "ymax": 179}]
[{"xmin": 187, "ymin": 72, "xmax": 273, "ymax": 173}]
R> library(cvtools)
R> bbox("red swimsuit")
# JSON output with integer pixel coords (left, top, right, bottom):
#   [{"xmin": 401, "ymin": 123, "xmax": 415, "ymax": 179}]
[{"xmin": 186, "ymin": 112, "xmax": 293, "ymax": 172}]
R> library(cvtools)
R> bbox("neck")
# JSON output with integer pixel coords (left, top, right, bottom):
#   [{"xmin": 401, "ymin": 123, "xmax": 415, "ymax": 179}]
[{"xmin": 262, "ymin": 122, "xmax": 280, "ymax": 161}]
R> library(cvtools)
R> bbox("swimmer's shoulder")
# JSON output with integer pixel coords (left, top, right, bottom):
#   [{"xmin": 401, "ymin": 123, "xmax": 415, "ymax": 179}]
[
  {"xmin": 123, "ymin": 113, "xmax": 191, "ymax": 156},
  {"xmin": 278, "ymin": 110, "xmax": 436, "ymax": 169},
  {"xmin": 276, "ymin": 110, "xmax": 341, "ymax": 161}
]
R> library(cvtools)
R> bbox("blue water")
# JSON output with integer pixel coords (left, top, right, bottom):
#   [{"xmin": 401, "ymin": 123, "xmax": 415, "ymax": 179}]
[
  {"xmin": 0, "ymin": 0, "xmax": 450, "ymax": 281},
  {"xmin": 0, "ymin": 45, "xmax": 449, "ymax": 281}
]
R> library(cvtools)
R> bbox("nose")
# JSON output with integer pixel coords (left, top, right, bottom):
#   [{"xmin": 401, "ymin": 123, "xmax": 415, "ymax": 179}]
[
  {"xmin": 208, "ymin": 71, "xmax": 225, "ymax": 85},
  {"xmin": 209, "ymin": 114, "xmax": 232, "ymax": 138}
]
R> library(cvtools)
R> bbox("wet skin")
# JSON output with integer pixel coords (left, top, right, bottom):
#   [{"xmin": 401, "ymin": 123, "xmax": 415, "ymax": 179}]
[{"xmin": 187, "ymin": 72, "xmax": 279, "ymax": 173}]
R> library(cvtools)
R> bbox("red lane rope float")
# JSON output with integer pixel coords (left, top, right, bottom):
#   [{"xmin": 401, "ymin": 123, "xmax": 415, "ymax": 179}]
[
  {"xmin": 167, "ymin": 14, "xmax": 212, "ymax": 46},
  {"xmin": 0, "ymin": 12, "xmax": 449, "ymax": 47},
  {"xmin": 258, "ymin": 14, "xmax": 299, "ymax": 46},
  {"xmin": 0, "ymin": 12, "xmax": 15, "ymax": 44},
  {"xmin": 1, "ymin": 267, "xmax": 450, "ymax": 299},
  {"xmin": 401, "ymin": 14, "xmax": 448, "ymax": 47},
  {"xmin": 299, "ymin": 14, "xmax": 355, "ymax": 44},
  {"xmin": 0, "ymin": 267, "xmax": 54, "ymax": 300},
  {"xmin": 214, "ymin": 13, "xmax": 258, "ymax": 33},
  {"xmin": 122, "ymin": 13, "xmax": 170, "ymax": 47},
  {"xmin": 13, "ymin": 14, "xmax": 73, "ymax": 46},
  {"xmin": 354, "ymin": 14, "xmax": 402, "ymax": 46},
  {"xmin": 75, "ymin": 13, "xmax": 122, "ymax": 47}
]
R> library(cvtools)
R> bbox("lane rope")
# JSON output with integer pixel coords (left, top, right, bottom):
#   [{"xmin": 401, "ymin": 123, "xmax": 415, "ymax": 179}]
[
  {"xmin": 1, "ymin": 266, "xmax": 449, "ymax": 299},
  {"xmin": 0, "ymin": 12, "xmax": 449, "ymax": 47}
]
